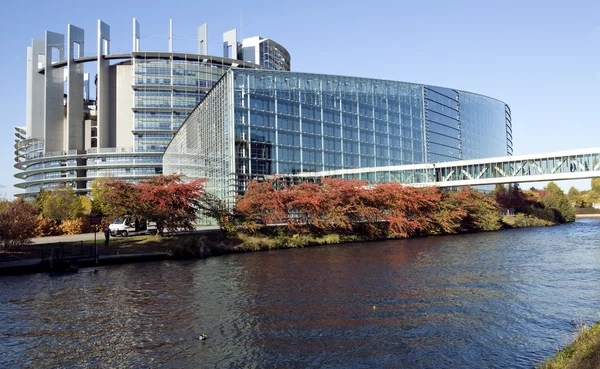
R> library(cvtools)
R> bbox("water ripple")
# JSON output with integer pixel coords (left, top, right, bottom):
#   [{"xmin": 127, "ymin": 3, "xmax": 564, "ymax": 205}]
[{"xmin": 1, "ymin": 219, "xmax": 600, "ymax": 368}]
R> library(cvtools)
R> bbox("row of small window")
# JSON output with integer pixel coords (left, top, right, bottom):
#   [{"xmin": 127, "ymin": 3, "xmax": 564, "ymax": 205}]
[
  {"xmin": 135, "ymin": 100, "xmax": 198, "ymax": 109},
  {"xmin": 238, "ymin": 127, "xmax": 421, "ymax": 146},
  {"xmin": 88, "ymin": 168, "xmax": 162, "ymax": 177},
  {"xmin": 241, "ymin": 141, "xmax": 422, "ymax": 160},
  {"xmin": 25, "ymin": 171, "xmax": 76, "ymax": 181},
  {"xmin": 135, "ymin": 77, "xmax": 216, "ymax": 88},
  {"xmin": 134, "ymin": 123, "xmax": 174, "ymax": 131},
  {"xmin": 135, "ymin": 66, "xmax": 226, "ymax": 77},
  {"xmin": 135, "ymin": 99, "xmax": 200, "ymax": 109},
  {"xmin": 241, "ymin": 95, "xmax": 422, "ymax": 119},
  {"xmin": 242, "ymin": 88, "xmax": 422, "ymax": 110},
  {"xmin": 234, "ymin": 73, "xmax": 423, "ymax": 101},
  {"xmin": 24, "ymin": 182, "xmax": 63, "ymax": 193},
  {"xmin": 237, "ymin": 157, "xmax": 424, "ymax": 177},
  {"xmin": 27, "ymin": 159, "xmax": 78, "ymax": 171},
  {"xmin": 237, "ymin": 110, "xmax": 423, "ymax": 132},
  {"xmin": 135, "ymin": 90, "xmax": 204, "ymax": 99},
  {"xmin": 87, "ymin": 156, "xmax": 162, "ymax": 165},
  {"xmin": 135, "ymin": 112, "xmax": 187, "ymax": 122}
]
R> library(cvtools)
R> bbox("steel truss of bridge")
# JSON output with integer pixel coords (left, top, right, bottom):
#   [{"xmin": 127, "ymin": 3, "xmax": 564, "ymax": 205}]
[{"xmin": 281, "ymin": 148, "xmax": 600, "ymax": 187}]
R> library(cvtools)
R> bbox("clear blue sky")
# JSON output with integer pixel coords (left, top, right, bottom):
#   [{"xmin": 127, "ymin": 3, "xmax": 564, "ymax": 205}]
[{"xmin": 1, "ymin": 0, "xmax": 599, "ymax": 197}]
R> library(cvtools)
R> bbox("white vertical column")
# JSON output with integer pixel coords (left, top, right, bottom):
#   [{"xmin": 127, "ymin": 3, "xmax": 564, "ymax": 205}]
[
  {"xmin": 67, "ymin": 24, "xmax": 85, "ymax": 151},
  {"xmin": 169, "ymin": 19, "xmax": 173, "ymax": 52},
  {"xmin": 223, "ymin": 29, "xmax": 237, "ymax": 59},
  {"xmin": 26, "ymin": 39, "xmax": 45, "ymax": 140},
  {"xmin": 133, "ymin": 18, "xmax": 140, "ymax": 52},
  {"xmin": 83, "ymin": 73, "xmax": 90, "ymax": 101},
  {"xmin": 44, "ymin": 31, "xmax": 65, "ymax": 153},
  {"xmin": 97, "ymin": 20, "xmax": 111, "ymax": 148},
  {"xmin": 198, "ymin": 23, "xmax": 207, "ymax": 55}
]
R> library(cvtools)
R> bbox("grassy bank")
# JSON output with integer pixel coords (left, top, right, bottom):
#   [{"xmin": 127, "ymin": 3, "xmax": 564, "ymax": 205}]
[
  {"xmin": 539, "ymin": 322, "xmax": 600, "ymax": 369},
  {"xmin": 164, "ymin": 231, "xmax": 366, "ymax": 258},
  {"xmin": 501, "ymin": 214, "xmax": 555, "ymax": 228}
]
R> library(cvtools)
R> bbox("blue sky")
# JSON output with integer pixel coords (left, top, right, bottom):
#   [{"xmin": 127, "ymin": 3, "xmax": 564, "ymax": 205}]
[{"xmin": 1, "ymin": 0, "xmax": 599, "ymax": 197}]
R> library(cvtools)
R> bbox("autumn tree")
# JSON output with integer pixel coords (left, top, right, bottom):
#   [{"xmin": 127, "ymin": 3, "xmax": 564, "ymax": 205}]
[
  {"xmin": 90, "ymin": 177, "xmax": 111, "ymax": 216},
  {"xmin": 317, "ymin": 178, "xmax": 370, "ymax": 232},
  {"xmin": 592, "ymin": 178, "xmax": 600, "ymax": 193},
  {"xmin": 136, "ymin": 174, "xmax": 205, "ymax": 236},
  {"xmin": 34, "ymin": 189, "xmax": 49, "ymax": 214},
  {"xmin": 235, "ymin": 179, "xmax": 289, "ymax": 227},
  {"xmin": 0, "ymin": 198, "xmax": 38, "ymax": 250},
  {"xmin": 41, "ymin": 186, "xmax": 82, "ymax": 224},
  {"xmin": 94, "ymin": 179, "xmax": 140, "ymax": 222},
  {"xmin": 582, "ymin": 190, "xmax": 600, "ymax": 208},
  {"xmin": 196, "ymin": 191, "xmax": 235, "ymax": 236},
  {"xmin": 542, "ymin": 182, "xmax": 576, "ymax": 223},
  {"xmin": 367, "ymin": 183, "xmax": 440, "ymax": 238},
  {"xmin": 567, "ymin": 187, "xmax": 582, "ymax": 207},
  {"xmin": 455, "ymin": 187, "xmax": 501, "ymax": 232},
  {"xmin": 428, "ymin": 190, "xmax": 467, "ymax": 235},
  {"xmin": 495, "ymin": 183, "xmax": 526, "ymax": 213}
]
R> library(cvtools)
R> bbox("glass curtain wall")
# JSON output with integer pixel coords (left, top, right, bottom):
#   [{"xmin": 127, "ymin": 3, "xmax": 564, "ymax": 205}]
[
  {"xmin": 133, "ymin": 54, "xmax": 232, "ymax": 160},
  {"xmin": 165, "ymin": 69, "xmax": 512, "ymax": 204}
]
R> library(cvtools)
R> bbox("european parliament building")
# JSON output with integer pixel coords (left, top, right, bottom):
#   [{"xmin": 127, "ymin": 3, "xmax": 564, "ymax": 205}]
[
  {"xmin": 14, "ymin": 19, "xmax": 290, "ymax": 197},
  {"xmin": 15, "ymin": 18, "xmax": 512, "ymax": 202},
  {"xmin": 163, "ymin": 69, "xmax": 513, "ymax": 205}
]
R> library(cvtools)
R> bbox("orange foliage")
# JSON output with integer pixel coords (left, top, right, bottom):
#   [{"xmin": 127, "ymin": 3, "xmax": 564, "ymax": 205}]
[
  {"xmin": 35, "ymin": 214, "xmax": 59, "ymax": 237},
  {"xmin": 136, "ymin": 174, "xmax": 206, "ymax": 235},
  {"xmin": 235, "ymin": 180, "xmax": 289, "ymax": 225}
]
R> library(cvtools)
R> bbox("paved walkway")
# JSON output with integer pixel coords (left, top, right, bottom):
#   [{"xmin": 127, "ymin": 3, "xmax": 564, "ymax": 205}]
[{"xmin": 29, "ymin": 225, "xmax": 220, "ymax": 244}]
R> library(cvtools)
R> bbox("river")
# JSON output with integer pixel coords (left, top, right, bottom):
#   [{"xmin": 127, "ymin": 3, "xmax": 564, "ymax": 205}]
[{"xmin": 1, "ymin": 218, "xmax": 600, "ymax": 368}]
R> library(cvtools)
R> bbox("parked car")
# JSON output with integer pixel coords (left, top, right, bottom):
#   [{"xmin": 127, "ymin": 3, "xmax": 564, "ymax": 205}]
[{"xmin": 109, "ymin": 217, "xmax": 157, "ymax": 237}]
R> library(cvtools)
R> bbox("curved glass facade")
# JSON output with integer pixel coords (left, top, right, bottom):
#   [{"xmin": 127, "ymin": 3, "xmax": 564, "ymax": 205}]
[{"xmin": 164, "ymin": 69, "xmax": 512, "ymax": 204}]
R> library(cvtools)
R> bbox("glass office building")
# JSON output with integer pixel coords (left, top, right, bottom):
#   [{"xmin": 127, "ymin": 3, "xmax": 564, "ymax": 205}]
[{"xmin": 163, "ymin": 69, "xmax": 512, "ymax": 205}]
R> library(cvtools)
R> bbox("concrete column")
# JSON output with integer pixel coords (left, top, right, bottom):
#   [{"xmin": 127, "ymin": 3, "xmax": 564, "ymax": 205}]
[
  {"xmin": 223, "ymin": 29, "xmax": 237, "ymax": 59},
  {"xmin": 67, "ymin": 24, "xmax": 85, "ymax": 151},
  {"xmin": 97, "ymin": 20, "xmax": 111, "ymax": 148},
  {"xmin": 198, "ymin": 23, "xmax": 207, "ymax": 55},
  {"xmin": 133, "ymin": 18, "xmax": 140, "ymax": 52},
  {"xmin": 26, "ymin": 39, "xmax": 45, "ymax": 140},
  {"xmin": 44, "ymin": 31, "xmax": 65, "ymax": 153},
  {"xmin": 169, "ymin": 19, "xmax": 173, "ymax": 52}
]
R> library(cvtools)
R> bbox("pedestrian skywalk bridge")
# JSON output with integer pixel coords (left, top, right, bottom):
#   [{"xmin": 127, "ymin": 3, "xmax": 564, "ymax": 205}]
[{"xmin": 284, "ymin": 148, "xmax": 600, "ymax": 187}]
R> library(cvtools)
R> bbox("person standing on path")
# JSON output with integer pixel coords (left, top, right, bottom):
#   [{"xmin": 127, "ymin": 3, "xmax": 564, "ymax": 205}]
[{"xmin": 103, "ymin": 226, "xmax": 111, "ymax": 246}]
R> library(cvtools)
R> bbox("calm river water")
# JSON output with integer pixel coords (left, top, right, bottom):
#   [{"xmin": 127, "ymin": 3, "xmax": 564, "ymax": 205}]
[{"xmin": 2, "ymin": 219, "xmax": 600, "ymax": 368}]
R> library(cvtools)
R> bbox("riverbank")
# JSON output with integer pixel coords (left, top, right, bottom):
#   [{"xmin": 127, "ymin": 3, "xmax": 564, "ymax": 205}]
[
  {"xmin": 539, "ymin": 321, "xmax": 600, "ymax": 369},
  {"xmin": 576, "ymin": 214, "xmax": 600, "ymax": 218},
  {"xmin": 1, "ymin": 215, "xmax": 562, "ymax": 276}
]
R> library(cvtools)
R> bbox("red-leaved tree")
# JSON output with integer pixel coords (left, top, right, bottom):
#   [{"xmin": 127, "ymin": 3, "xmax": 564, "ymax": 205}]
[
  {"xmin": 137, "ymin": 174, "xmax": 206, "ymax": 236},
  {"xmin": 0, "ymin": 198, "xmax": 38, "ymax": 250},
  {"xmin": 235, "ymin": 179, "xmax": 289, "ymax": 226}
]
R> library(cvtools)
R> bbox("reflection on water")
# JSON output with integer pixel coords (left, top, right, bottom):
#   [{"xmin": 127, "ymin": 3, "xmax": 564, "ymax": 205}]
[{"xmin": 1, "ymin": 219, "xmax": 600, "ymax": 368}]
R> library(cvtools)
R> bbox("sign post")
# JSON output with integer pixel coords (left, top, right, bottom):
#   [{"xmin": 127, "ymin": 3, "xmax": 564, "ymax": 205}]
[{"xmin": 90, "ymin": 216, "xmax": 102, "ymax": 264}]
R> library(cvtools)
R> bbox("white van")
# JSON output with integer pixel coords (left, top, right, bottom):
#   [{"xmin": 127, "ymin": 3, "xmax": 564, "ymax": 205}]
[{"xmin": 109, "ymin": 216, "xmax": 157, "ymax": 237}]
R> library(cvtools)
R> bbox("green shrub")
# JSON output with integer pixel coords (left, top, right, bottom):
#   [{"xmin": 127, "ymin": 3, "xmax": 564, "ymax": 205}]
[
  {"xmin": 238, "ymin": 234, "xmax": 278, "ymax": 251},
  {"xmin": 166, "ymin": 235, "xmax": 209, "ymax": 258},
  {"xmin": 502, "ymin": 214, "xmax": 554, "ymax": 228}
]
